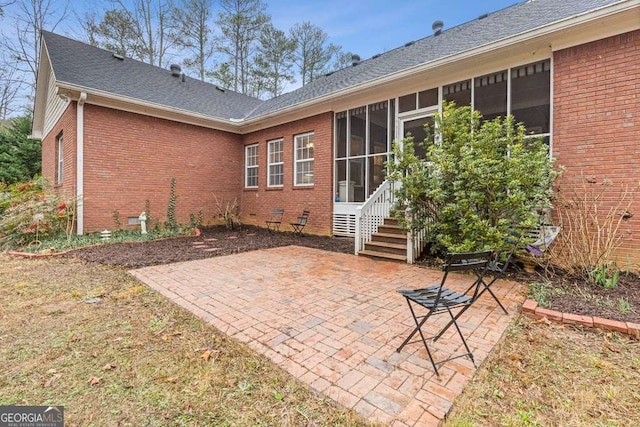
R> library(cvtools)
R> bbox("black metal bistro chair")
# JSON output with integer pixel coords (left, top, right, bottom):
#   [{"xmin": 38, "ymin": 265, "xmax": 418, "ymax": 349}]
[
  {"xmin": 290, "ymin": 210, "xmax": 310, "ymax": 235},
  {"xmin": 396, "ymin": 250, "xmax": 493, "ymax": 377},
  {"xmin": 464, "ymin": 231, "xmax": 522, "ymax": 314},
  {"xmin": 265, "ymin": 209, "xmax": 285, "ymax": 232}
]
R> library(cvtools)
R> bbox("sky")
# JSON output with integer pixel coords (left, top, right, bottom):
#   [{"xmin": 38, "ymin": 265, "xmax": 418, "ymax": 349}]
[
  {"xmin": 0, "ymin": 0, "xmax": 520, "ymax": 62},
  {"xmin": 266, "ymin": 0, "xmax": 519, "ymax": 60},
  {"xmin": 0, "ymin": 0, "xmax": 520, "ymax": 111}
]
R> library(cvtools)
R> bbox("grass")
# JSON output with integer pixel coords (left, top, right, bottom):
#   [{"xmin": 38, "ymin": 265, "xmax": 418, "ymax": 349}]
[
  {"xmin": 3, "ymin": 254, "xmax": 640, "ymax": 426},
  {"xmin": 0, "ymin": 255, "xmax": 370, "ymax": 426},
  {"xmin": 445, "ymin": 316, "xmax": 640, "ymax": 427}
]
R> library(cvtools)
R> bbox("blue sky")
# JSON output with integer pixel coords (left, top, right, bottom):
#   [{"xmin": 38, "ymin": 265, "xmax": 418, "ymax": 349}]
[
  {"xmin": 1, "ymin": 0, "xmax": 519, "ymax": 61},
  {"xmin": 267, "ymin": 0, "xmax": 519, "ymax": 60}
]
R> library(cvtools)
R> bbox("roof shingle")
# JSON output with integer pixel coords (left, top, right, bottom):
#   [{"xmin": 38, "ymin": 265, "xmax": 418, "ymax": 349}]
[{"xmin": 42, "ymin": 0, "xmax": 624, "ymax": 122}]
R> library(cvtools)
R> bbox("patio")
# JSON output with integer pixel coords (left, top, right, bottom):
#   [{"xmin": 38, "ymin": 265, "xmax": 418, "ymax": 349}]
[{"xmin": 131, "ymin": 246, "xmax": 526, "ymax": 426}]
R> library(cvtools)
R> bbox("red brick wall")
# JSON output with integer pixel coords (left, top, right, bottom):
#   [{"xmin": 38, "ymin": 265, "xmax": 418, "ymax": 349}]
[
  {"xmin": 41, "ymin": 103, "xmax": 77, "ymax": 201},
  {"xmin": 82, "ymin": 105, "xmax": 243, "ymax": 232},
  {"xmin": 240, "ymin": 112, "xmax": 334, "ymax": 236},
  {"xmin": 553, "ymin": 29, "xmax": 640, "ymax": 265}
]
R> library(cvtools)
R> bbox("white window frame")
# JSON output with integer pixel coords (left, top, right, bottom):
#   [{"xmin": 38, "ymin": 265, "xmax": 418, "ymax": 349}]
[
  {"xmin": 56, "ymin": 133, "xmax": 64, "ymax": 185},
  {"xmin": 245, "ymin": 143, "xmax": 259, "ymax": 188},
  {"xmin": 267, "ymin": 138, "xmax": 284, "ymax": 188},
  {"xmin": 294, "ymin": 132, "xmax": 314, "ymax": 186}
]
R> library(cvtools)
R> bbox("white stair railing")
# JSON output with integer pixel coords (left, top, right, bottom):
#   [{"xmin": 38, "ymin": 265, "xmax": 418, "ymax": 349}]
[
  {"xmin": 354, "ymin": 181, "xmax": 396, "ymax": 254},
  {"xmin": 406, "ymin": 207, "xmax": 428, "ymax": 264}
]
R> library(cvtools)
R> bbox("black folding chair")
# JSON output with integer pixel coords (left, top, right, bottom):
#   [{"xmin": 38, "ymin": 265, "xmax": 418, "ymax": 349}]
[
  {"xmin": 290, "ymin": 210, "xmax": 310, "ymax": 235},
  {"xmin": 265, "ymin": 209, "xmax": 285, "ymax": 232},
  {"xmin": 464, "ymin": 230, "xmax": 521, "ymax": 314},
  {"xmin": 396, "ymin": 250, "xmax": 493, "ymax": 378}
]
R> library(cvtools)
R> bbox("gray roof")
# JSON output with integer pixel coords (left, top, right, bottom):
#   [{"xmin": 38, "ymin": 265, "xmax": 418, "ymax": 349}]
[
  {"xmin": 43, "ymin": 0, "xmax": 623, "ymax": 123},
  {"xmin": 42, "ymin": 31, "xmax": 263, "ymax": 121},
  {"xmin": 248, "ymin": 0, "xmax": 623, "ymax": 119}
]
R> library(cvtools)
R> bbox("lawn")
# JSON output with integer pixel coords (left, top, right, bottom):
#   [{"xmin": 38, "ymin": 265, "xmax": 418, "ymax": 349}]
[
  {"xmin": 446, "ymin": 316, "xmax": 640, "ymax": 426},
  {"xmin": 0, "ymin": 255, "xmax": 371, "ymax": 426},
  {"xmin": 2, "ymin": 239, "xmax": 639, "ymax": 426}
]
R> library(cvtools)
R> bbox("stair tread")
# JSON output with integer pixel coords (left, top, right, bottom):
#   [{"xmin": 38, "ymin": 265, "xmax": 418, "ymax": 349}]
[
  {"xmin": 359, "ymin": 250, "xmax": 407, "ymax": 261},
  {"xmin": 365, "ymin": 241, "xmax": 406, "ymax": 250},
  {"xmin": 373, "ymin": 232, "xmax": 407, "ymax": 239}
]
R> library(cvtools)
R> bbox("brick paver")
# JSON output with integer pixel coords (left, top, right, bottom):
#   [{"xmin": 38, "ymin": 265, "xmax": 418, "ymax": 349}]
[{"xmin": 131, "ymin": 246, "xmax": 525, "ymax": 426}]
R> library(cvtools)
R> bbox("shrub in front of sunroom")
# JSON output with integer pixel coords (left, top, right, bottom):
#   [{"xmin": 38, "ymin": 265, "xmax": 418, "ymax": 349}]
[{"xmin": 388, "ymin": 102, "xmax": 558, "ymax": 254}]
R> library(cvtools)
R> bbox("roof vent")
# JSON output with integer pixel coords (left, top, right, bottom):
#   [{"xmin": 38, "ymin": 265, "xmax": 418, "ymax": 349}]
[
  {"xmin": 372, "ymin": 53, "xmax": 381, "ymax": 59},
  {"xmin": 478, "ymin": 13, "xmax": 489, "ymax": 20},
  {"xmin": 169, "ymin": 64, "xmax": 182, "ymax": 77},
  {"xmin": 404, "ymin": 41, "xmax": 414, "ymax": 47},
  {"xmin": 112, "ymin": 53, "xmax": 124, "ymax": 61},
  {"xmin": 351, "ymin": 54, "xmax": 361, "ymax": 66},
  {"xmin": 215, "ymin": 86, "xmax": 225, "ymax": 92},
  {"xmin": 432, "ymin": 20, "xmax": 444, "ymax": 36}
]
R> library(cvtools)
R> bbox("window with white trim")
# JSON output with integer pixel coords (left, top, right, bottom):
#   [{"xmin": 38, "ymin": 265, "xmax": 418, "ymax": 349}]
[
  {"xmin": 245, "ymin": 144, "xmax": 258, "ymax": 188},
  {"xmin": 294, "ymin": 132, "xmax": 314, "ymax": 186},
  {"xmin": 56, "ymin": 133, "xmax": 64, "ymax": 184},
  {"xmin": 267, "ymin": 139, "xmax": 284, "ymax": 187}
]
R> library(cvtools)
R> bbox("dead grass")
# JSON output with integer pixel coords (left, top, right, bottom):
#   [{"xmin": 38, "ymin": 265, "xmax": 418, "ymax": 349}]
[
  {"xmin": 445, "ymin": 316, "xmax": 640, "ymax": 427},
  {"xmin": 0, "ymin": 255, "xmax": 372, "ymax": 426}
]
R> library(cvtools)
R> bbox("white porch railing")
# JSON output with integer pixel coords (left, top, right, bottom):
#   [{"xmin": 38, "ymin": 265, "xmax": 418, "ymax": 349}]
[
  {"xmin": 354, "ymin": 181, "xmax": 396, "ymax": 254},
  {"xmin": 406, "ymin": 206, "xmax": 428, "ymax": 264}
]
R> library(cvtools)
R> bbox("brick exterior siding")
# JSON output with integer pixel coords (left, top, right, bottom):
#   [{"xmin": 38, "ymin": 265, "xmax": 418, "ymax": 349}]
[
  {"xmin": 41, "ymin": 103, "xmax": 77, "ymax": 201},
  {"xmin": 553, "ymin": 29, "xmax": 640, "ymax": 264},
  {"xmin": 80, "ymin": 105, "xmax": 245, "ymax": 232},
  {"xmin": 240, "ymin": 112, "xmax": 334, "ymax": 236}
]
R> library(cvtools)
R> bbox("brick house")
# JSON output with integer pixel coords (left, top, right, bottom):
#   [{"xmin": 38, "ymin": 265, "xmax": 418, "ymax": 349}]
[{"xmin": 32, "ymin": 0, "xmax": 640, "ymax": 262}]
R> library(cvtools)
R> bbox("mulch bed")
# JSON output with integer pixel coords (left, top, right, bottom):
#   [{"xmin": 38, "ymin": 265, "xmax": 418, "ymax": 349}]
[
  {"xmin": 64, "ymin": 225, "xmax": 640, "ymax": 324},
  {"xmin": 64, "ymin": 225, "xmax": 354, "ymax": 269}
]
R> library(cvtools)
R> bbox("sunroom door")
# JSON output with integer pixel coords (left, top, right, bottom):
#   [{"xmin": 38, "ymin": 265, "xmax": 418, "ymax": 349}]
[{"xmin": 399, "ymin": 114, "xmax": 435, "ymax": 159}]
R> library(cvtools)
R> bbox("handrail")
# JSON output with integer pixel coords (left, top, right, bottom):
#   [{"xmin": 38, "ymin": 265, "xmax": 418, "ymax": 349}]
[{"xmin": 354, "ymin": 181, "xmax": 396, "ymax": 254}]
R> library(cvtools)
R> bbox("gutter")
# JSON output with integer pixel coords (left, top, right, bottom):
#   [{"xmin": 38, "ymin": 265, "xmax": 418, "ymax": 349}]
[{"xmin": 76, "ymin": 92, "xmax": 87, "ymax": 235}]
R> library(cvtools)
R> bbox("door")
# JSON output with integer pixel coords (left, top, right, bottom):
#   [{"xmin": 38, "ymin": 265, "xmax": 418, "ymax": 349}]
[{"xmin": 400, "ymin": 114, "xmax": 435, "ymax": 159}]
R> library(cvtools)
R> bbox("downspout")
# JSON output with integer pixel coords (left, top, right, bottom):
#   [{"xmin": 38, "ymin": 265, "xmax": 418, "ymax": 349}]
[{"xmin": 76, "ymin": 92, "xmax": 87, "ymax": 235}]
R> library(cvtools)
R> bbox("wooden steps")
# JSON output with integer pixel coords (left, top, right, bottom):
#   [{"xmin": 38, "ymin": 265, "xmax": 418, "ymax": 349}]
[{"xmin": 359, "ymin": 216, "xmax": 408, "ymax": 262}]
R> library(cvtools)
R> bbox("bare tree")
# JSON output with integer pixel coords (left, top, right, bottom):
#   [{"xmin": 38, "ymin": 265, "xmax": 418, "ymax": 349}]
[
  {"xmin": 215, "ymin": 0, "xmax": 269, "ymax": 94},
  {"xmin": 109, "ymin": 0, "xmax": 175, "ymax": 67},
  {"xmin": 0, "ymin": 0, "xmax": 69, "ymax": 91},
  {"xmin": 290, "ymin": 21, "xmax": 340, "ymax": 85},
  {"xmin": 0, "ymin": 59, "xmax": 25, "ymax": 119},
  {"xmin": 171, "ymin": 0, "xmax": 215, "ymax": 81}
]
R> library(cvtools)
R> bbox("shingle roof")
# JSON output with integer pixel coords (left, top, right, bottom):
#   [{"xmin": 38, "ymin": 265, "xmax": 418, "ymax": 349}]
[
  {"xmin": 246, "ymin": 0, "xmax": 623, "ymax": 119},
  {"xmin": 43, "ymin": 0, "xmax": 624, "ymax": 123},
  {"xmin": 42, "ymin": 31, "xmax": 263, "ymax": 121}
]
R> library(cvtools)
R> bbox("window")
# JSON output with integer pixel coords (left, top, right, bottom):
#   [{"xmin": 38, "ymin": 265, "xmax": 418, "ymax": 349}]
[
  {"xmin": 245, "ymin": 144, "xmax": 258, "ymax": 188},
  {"xmin": 294, "ymin": 132, "xmax": 314, "ymax": 186},
  {"xmin": 334, "ymin": 100, "xmax": 393, "ymax": 202},
  {"xmin": 56, "ymin": 133, "xmax": 64, "ymax": 184},
  {"xmin": 267, "ymin": 139, "xmax": 283, "ymax": 187},
  {"xmin": 474, "ymin": 70, "xmax": 507, "ymax": 122},
  {"xmin": 443, "ymin": 79, "xmax": 471, "ymax": 106},
  {"xmin": 511, "ymin": 60, "xmax": 550, "ymax": 134},
  {"xmin": 349, "ymin": 107, "xmax": 366, "ymax": 156}
]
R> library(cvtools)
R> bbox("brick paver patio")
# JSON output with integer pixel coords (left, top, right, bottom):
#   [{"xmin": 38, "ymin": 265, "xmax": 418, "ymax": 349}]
[{"xmin": 130, "ymin": 246, "xmax": 525, "ymax": 426}]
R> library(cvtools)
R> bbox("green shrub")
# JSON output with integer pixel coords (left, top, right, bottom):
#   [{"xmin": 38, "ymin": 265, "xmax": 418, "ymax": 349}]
[{"xmin": 388, "ymin": 102, "xmax": 558, "ymax": 253}]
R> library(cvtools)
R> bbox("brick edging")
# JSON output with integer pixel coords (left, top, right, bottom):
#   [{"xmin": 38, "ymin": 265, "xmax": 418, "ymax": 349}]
[
  {"xmin": 4, "ymin": 228, "xmax": 201, "ymax": 260},
  {"xmin": 522, "ymin": 299, "xmax": 639, "ymax": 339},
  {"xmin": 6, "ymin": 250, "xmax": 71, "ymax": 259}
]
